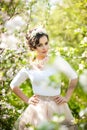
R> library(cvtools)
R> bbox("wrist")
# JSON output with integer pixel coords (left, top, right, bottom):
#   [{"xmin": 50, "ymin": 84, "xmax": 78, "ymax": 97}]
[
  {"xmin": 65, "ymin": 96, "xmax": 70, "ymax": 101},
  {"xmin": 25, "ymin": 98, "xmax": 30, "ymax": 104}
]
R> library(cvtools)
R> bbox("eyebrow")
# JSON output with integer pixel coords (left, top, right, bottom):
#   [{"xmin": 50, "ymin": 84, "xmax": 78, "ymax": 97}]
[{"xmin": 39, "ymin": 42, "xmax": 48, "ymax": 45}]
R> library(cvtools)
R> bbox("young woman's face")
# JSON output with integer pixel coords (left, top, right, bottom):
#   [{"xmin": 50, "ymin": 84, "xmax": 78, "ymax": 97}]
[{"xmin": 36, "ymin": 36, "xmax": 49, "ymax": 56}]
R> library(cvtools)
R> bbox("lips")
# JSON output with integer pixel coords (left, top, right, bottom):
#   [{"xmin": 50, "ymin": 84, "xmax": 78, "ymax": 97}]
[{"xmin": 42, "ymin": 51, "xmax": 47, "ymax": 53}]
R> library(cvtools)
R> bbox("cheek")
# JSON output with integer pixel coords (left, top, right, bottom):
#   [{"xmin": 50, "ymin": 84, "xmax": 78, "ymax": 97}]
[
  {"xmin": 47, "ymin": 45, "xmax": 49, "ymax": 50},
  {"xmin": 37, "ymin": 47, "xmax": 42, "ymax": 52}
]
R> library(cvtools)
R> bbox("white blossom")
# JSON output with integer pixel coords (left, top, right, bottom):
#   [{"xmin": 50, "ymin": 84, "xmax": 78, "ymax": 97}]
[
  {"xmin": 79, "ymin": 108, "xmax": 87, "ymax": 117},
  {"xmin": 52, "ymin": 115, "xmax": 65, "ymax": 123},
  {"xmin": 82, "ymin": 50, "xmax": 87, "ymax": 58},
  {"xmin": 6, "ymin": 68, "xmax": 14, "ymax": 78},
  {"xmin": 79, "ymin": 64, "xmax": 84, "ymax": 70},
  {"xmin": 1, "ymin": 89, "xmax": 5, "ymax": 96},
  {"xmin": 0, "ymin": 11, "xmax": 10, "ymax": 22},
  {"xmin": 5, "ymin": 15, "xmax": 26, "ymax": 33},
  {"xmin": 26, "ymin": 0, "xmax": 32, "ymax": 2},
  {"xmin": 74, "ymin": 28, "xmax": 82, "ymax": 33},
  {"xmin": 79, "ymin": 69, "xmax": 87, "ymax": 92},
  {"xmin": 50, "ymin": 0, "xmax": 63, "ymax": 6},
  {"xmin": 60, "ymin": 125, "xmax": 68, "ymax": 130},
  {"xmin": 0, "ymin": 42, "xmax": 7, "ymax": 48},
  {"xmin": 27, "ymin": 10, "xmax": 31, "ymax": 15},
  {"xmin": 1, "ymin": 33, "xmax": 19, "ymax": 49},
  {"xmin": 81, "ymin": 37, "xmax": 87, "ymax": 44}
]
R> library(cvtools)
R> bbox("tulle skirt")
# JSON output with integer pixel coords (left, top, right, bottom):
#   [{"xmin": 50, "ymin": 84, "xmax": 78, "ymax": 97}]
[{"xmin": 13, "ymin": 95, "xmax": 77, "ymax": 130}]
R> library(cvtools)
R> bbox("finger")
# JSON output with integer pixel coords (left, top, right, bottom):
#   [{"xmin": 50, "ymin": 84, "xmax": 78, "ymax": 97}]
[
  {"xmin": 54, "ymin": 95, "xmax": 61, "ymax": 100},
  {"xmin": 58, "ymin": 97, "xmax": 67, "ymax": 103},
  {"xmin": 30, "ymin": 102, "xmax": 37, "ymax": 105},
  {"xmin": 31, "ymin": 96, "xmax": 39, "ymax": 100},
  {"xmin": 57, "ymin": 99, "xmax": 64, "ymax": 104},
  {"xmin": 33, "ymin": 95, "xmax": 37, "ymax": 97},
  {"xmin": 33, "ymin": 97, "xmax": 40, "ymax": 102},
  {"xmin": 30, "ymin": 100, "xmax": 39, "ymax": 105},
  {"xmin": 29, "ymin": 98, "xmax": 38, "ymax": 104},
  {"xmin": 57, "ymin": 98, "xmax": 66, "ymax": 104},
  {"xmin": 34, "ymin": 99, "xmax": 39, "ymax": 103},
  {"xmin": 56, "ymin": 98, "xmax": 64, "ymax": 104},
  {"xmin": 35, "ymin": 96, "xmax": 40, "ymax": 100},
  {"xmin": 31, "ymin": 99, "xmax": 39, "ymax": 103},
  {"xmin": 33, "ymin": 95, "xmax": 39, "ymax": 97},
  {"xmin": 34, "ymin": 98, "xmax": 40, "ymax": 102},
  {"xmin": 56, "ymin": 99, "xmax": 63, "ymax": 104},
  {"xmin": 54, "ymin": 96, "xmax": 63, "ymax": 102}
]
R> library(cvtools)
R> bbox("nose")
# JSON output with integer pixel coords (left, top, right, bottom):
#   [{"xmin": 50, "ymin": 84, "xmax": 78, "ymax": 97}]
[{"xmin": 42, "ymin": 45, "xmax": 47, "ymax": 50}]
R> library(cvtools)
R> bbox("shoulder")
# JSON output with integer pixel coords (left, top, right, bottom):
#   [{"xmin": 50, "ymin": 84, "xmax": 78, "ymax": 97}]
[
  {"xmin": 16, "ymin": 67, "xmax": 31, "ymax": 76},
  {"xmin": 47, "ymin": 53, "xmax": 59, "ymax": 64},
  {"xmin": 54, "ymin": 55, "xmax": 67, "ymax": 63},
  {"xmin": 48, "ymin": 53, "xmax": 64, "ymax": 64},
  {"xmin": 18, "ymin": 67, "xmax": 28, "ymax": 72}
]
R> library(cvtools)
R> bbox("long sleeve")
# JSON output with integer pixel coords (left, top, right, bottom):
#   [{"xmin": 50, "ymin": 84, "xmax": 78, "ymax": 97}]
[
  {"xmin": 10, "ymin": 68, "xmax": 28, "ymax": 89},
  {"xmin": 54, "ymin": 56, "xmax": 78, "ymax": 79}
]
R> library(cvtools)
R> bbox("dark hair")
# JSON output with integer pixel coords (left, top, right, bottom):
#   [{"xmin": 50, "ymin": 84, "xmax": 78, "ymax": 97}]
[{"xmin": 26, "ymin": 28, "xmax": 49, "ymax": 51}]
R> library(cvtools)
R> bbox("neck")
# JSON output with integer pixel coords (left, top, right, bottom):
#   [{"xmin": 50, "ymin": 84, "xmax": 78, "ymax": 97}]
[{"xmin": 36, "ymin": 54, "xmax": 47, "ymax": 60}]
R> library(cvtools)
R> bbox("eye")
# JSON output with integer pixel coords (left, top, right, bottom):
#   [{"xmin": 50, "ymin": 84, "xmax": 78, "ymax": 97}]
[
  {"xmin": 37, "ymin": 44, "xmax": 43, "ymax": 47},
  {"xmin": 45, "ymin": 42, "xmax": 48, "ymax": 45}
]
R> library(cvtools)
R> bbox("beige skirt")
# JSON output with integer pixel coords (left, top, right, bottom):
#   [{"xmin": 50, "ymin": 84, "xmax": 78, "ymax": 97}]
[{"xmin": 13, "ymin": 95, "xmax": 76, "ymax": 130}]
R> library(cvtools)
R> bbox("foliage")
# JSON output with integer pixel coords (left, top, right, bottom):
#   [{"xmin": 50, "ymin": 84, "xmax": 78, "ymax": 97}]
[{"xmin": 0, "ymin": 0, "xmax": 87, "ymax": 130}]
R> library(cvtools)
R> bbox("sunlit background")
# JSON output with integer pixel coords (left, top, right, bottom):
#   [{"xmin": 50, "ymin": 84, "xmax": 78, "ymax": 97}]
[{"xmin": 0, "ymin": 0, "xmax": 87, "ymax": 130}]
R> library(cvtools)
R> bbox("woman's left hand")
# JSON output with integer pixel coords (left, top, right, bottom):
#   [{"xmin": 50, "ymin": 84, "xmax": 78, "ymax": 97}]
[{"xmin": 53, "ymin": 95, "xmax": 68, "ymax": 105}]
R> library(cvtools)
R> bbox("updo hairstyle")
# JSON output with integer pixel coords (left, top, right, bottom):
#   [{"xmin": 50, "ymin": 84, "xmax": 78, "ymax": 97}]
[{"xmin": 26, "ymin": 27, "xmax": 49, "ymax": 51}]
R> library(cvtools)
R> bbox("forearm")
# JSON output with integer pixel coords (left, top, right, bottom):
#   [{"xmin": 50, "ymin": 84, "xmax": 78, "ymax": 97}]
[
  {"xmin": 65, "ymin": 78, "xmax": 78, "ymax": 101},
  {"xmin": 11, "ymin": 87, "xmax": 29, "ymax": 104}
]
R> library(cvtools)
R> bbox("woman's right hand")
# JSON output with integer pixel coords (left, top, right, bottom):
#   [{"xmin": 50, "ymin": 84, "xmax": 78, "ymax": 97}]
[{"xmin": 28, "ymin": 95, "xmax": 40, "ymax": 105}]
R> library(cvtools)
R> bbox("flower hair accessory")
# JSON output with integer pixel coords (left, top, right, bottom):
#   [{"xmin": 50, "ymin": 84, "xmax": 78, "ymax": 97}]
[{"xmin": 30, "ymin": 26, "xmax": 47, "ymax": 38}]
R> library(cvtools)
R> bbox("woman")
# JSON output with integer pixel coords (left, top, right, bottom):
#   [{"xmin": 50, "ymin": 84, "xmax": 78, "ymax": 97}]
[{"xmin": 10, "ymin": 27, "xmax": 78, "ymax": 130}]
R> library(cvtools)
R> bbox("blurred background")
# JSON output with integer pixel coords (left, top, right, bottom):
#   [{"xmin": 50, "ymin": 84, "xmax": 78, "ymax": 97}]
[{"xmin": 0, "ymin": 0, "xmax": 87, "ymax": 130}]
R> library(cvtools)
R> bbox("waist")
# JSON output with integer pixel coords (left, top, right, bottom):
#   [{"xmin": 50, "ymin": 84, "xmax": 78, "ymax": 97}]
[
  {"xmin": 33, "ymin": 86, "xmax": 61, "ymax": 96},
  {"xmin": 37, "ymin": 95, "xmax": 59, "ymax": 101}
]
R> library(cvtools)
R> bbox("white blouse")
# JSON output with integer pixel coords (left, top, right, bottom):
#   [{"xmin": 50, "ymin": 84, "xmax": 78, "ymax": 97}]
[{"xmin": 10, "ymin": 56, "xmax": 77, "ymax": 96}]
